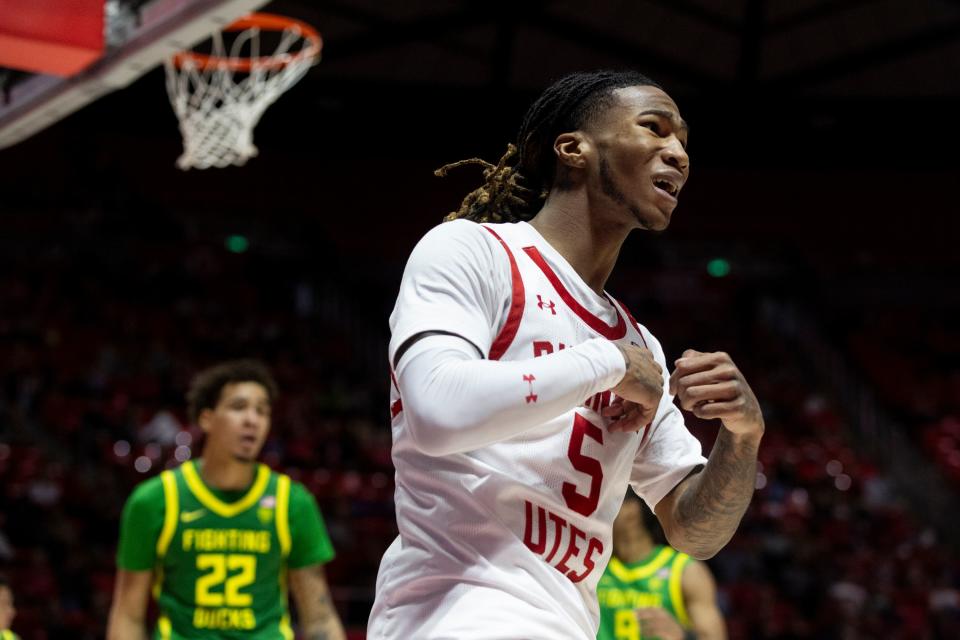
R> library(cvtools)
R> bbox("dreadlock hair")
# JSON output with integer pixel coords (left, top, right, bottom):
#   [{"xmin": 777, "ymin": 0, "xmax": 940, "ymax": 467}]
[
  {"xmin": 436, "ymin": 70, "xmax": 662, "ymax": 223},
  {"xmin": 186, "ymin": 359, "xmax": 278, "ymax": 424}
]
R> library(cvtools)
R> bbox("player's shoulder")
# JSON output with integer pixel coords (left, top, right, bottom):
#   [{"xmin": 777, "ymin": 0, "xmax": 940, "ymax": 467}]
[
  {"xmin": 677, "ymin": 552, "xmax": 710, "ymax": 581},
  {"xmin": 285, "ymin": 477, "xmax": 319, "ymax": 508},
  {"xmin": 414, "ymin": 219, "xmax": 502, "ymax": 256},
  {"xmin": 423, "ymin": 217, "xmax": 485, "ymax": 237},
  {"xmin": 405, "ymin": 219, "xmax": 511, "ymax": 282},
  {"xmin": 125, "ymin": 472, "xmax": 168, "ymax": 509},
  {"xmin": 264, "ymin": 465, "xmax": 296, "ymax": 492},
  {"xmin": 266, "ymin": 467, "xmax": 312, "ymax": 500}
]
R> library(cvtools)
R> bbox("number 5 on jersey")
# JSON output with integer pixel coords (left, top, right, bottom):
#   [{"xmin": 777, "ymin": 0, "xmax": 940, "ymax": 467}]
[{"xmin": 564, "ymin": 413, "xmax": 604, "ymax": 517}]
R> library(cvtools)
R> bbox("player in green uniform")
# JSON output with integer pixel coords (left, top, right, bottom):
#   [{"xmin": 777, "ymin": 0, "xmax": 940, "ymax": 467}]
[
  {"xmin": 0, "ymin": 577, "xmax": 20, "ymax": 640},
  {"xmin": 597, "ymin": 493, "xmax": 726, "ymax": 640},
  {"xmin": 107, "ymin": 360, "xmax": 346, "ymax": 640}
]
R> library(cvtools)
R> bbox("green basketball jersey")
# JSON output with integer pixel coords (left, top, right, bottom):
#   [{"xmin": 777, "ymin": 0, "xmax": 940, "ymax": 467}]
[
  {"xmin": 596, "ymin": 545, "xmax": 691, "ymax": 640},
  {"xmin": 117, "ymin": 460, "xmax": 335, "ymax": 640},
  {"xmin": 1, "ymin": 629, "xmax": 22, "ymax": 640}
]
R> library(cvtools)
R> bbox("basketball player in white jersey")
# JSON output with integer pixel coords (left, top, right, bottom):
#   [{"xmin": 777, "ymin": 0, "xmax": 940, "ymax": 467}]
[{"xmin": 368, "ymin": 71, "xmax": 764, "ymax": 639}]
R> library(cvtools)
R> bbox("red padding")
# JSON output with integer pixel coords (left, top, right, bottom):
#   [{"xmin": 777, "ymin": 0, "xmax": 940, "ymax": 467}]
[{"xmin": 0, "ymin": 0, "xmax": 104, "ymax": 76}]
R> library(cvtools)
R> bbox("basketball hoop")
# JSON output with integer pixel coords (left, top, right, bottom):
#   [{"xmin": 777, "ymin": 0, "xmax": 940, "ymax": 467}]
[{"xmin": 164, "ymin": 13, "xmax": 322, "ymax": 170}]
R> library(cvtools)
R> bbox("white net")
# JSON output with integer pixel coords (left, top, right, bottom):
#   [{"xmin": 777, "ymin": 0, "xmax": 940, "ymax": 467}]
[{"xmin": 164, "ymin": 20, "xmax": 319, "ymax": 170}]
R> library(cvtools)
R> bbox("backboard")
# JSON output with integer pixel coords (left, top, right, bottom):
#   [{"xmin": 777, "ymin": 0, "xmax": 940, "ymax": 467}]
[{"xmin": 0, "ymin": 0, "xmax": 271, "ymax": 150}]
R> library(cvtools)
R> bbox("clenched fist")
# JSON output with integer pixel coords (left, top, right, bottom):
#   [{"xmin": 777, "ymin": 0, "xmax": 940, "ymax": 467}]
[
  {"xmin": 670, "ymin": 349, "xmax": 764, "ymax": 438},
  {"xmin": 602, "ymin": 344, "xmax": 665, "ymax": 433}
]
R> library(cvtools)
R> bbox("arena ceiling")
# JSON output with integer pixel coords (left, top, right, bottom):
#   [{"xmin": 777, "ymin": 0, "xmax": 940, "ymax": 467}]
[
  {"xmin": 0, "ymin": 0, "xmax": 958, "ymax": 166},
  {"xmin": 274, "ymin": 0, "xmax": 960, "ymax": 96}
]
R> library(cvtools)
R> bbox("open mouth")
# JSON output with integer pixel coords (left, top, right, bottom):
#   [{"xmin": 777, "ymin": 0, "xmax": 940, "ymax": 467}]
[{"xmin": 653, "ymin": 178, "xmax": 679, "ymax": 197}]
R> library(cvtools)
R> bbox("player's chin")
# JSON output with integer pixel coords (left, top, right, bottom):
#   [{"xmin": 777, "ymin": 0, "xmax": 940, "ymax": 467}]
[
  {"xmin": 647, "ymin": 213, "xmax": 672, "ymax": 232},
  {"xmin": 232, "ymin": 447, "xmax": 260, "ymax": 463},
  {"xmin": 632, "ymin": 206, "xmax": 672, "ymax": 232}
]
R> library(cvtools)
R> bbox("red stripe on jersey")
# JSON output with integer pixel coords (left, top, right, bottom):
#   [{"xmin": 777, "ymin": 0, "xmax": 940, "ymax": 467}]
[
  {"xmin": 639, "ymin": 421, "xmax": 652, "ymax": 447},
  {"xmin": 611, "ymin": 297, "xmax": 649, "ymax": 349},
  {"xmin": 389, "ymin": 368, "xmax": 403, "ymax": 417},
  {"xmin": 482, "ymin": 225, "xmax": 525, "ymax": 361},
  {"xmin": 522, "ymin": 246, "xmax": 627, "ymax": 340}
]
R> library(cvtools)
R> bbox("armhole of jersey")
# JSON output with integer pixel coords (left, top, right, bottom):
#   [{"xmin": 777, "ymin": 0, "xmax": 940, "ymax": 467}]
[
  {"xmin": 670, "ymin": 553, "xmax": 692, "ymax": 629},
  {"xmin": 389, "ymin": 366, "xmax": 403, "ymax": 419},
  {"xmin": 279, "ymin": 614, "xmax": 294, "ymax": 640},
  {"xmin": 276, "ymin": 474, "xmax": 292, "ymax": 558},
  {"xmin": 611, "ymin": 296, "xmax": 649, "ymax": 349},
  {"xmin": 157, "ymin": 614, "xmax": 173, "ymax": 639},
  {"xmin": 276, "ymin": 475, "xmax": 295, "ymax": 637},
  {"xmin": 481, "ymin": 225, "xmax": 525, "ymax": 360},
  {"xmin": 156, "ymin": 471, "xmax": 179, "ymax": 558}
]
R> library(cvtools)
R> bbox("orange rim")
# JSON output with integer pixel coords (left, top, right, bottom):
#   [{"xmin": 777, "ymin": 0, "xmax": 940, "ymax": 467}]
[{"xmin": 173, "ymin": 13, "xmax": 322, "ymax": 72}]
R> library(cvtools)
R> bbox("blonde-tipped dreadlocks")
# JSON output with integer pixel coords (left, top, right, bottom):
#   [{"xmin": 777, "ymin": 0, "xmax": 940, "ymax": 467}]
[
  {"xmin": 434, "ymin": 145, "xmax": 541, "ymax": 223},
  {"xmin": 436, "ymin": 70, "xmax": 662, "ymax": 224}
]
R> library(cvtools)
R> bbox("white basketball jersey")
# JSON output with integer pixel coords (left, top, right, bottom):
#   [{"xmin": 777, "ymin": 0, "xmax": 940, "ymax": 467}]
[{"xmin": 369, "ymin": 220, "xmax": 705, "ymax": 640}]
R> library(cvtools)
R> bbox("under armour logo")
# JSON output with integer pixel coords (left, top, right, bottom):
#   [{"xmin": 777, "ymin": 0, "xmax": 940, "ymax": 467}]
[
  {"xmin": 523, "ymin": 374, "xmax": 538, "ymax": 403},
  {"xmin": 536, "ymin": 295, "xmax": 556, "ymax": 315}
]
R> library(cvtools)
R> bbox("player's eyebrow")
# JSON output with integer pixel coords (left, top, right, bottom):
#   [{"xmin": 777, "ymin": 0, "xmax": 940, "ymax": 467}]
[{"xmin": 638, "ymin": 109, "xmax": 689, "ymax": 134}]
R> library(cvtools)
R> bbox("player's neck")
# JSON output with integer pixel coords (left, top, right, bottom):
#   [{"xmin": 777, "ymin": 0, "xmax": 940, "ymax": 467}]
[
  {"xmin": 196, "ymin": 454, "xmax": 257, "ymax": 491},
  {"xmin": 613, "ymin": 532, "xmax": 656, "ymax": 564},
  {"xmin": 529, "ymin": 190, "xmax": 631, "ymax": 296}
]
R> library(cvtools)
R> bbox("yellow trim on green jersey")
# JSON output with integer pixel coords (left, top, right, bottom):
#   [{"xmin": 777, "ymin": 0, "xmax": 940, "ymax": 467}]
[
  {"xmin": 280, "ymin": 612, "xmax": 294, "ymax": 640},
  {"xmin": 279, "ymin": 560, "xmax": 293, "ymax": 639},
  {"xmin": 669, "ymin": 552, "xmax": 692, "ymax": 628},
  {"xmin": 276, "ymin": 474, "xmax": 292, "ymax": 557},
  {"xmin": 153, "ymin": 470, "xmax": 180, "ymax": 600},
  {"xmin": 277, "ymin": 475, "xmax": 294, "ymax": 639},
  {"xmin": 157, "ymin": 470, "xmax": 179, "ymax": 557},
  {"xmin": 151, "ymin": 570, "xmax": 162, "ymax": 602},
  {"xmin": 608, "ymin": 546, "xmax": 675, "ymax": 582},
  {"xmin": 2, "ymin": 629, "xmax": 18, "ymax": 640},
  {"xmin": 157, "ymin": 614, "xmax": 172, "ymax": 639},
  {"xmin": 181, "ymin": 460, "xmax": 270, "ymax": 517}
]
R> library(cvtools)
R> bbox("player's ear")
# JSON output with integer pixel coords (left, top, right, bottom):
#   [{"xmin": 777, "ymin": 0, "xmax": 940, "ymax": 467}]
[
  {"xmin": 553, "ymin": 131, "xmax": 590, "ymax": 170},
  {"xmin": 197, "ymin": 408, "xmax": 213, "ymax": 434}
]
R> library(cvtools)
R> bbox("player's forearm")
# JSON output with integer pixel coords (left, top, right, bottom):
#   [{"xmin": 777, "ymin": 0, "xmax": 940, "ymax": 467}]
[
  {"xmin": 689, "ymin": 610, "xmax": 728, "ymax": 640},
  {"xmin": 290, "ymin": 565, "xmax": 347, "ymax": 640},
  {"xmin": 106, "ymin": 610, "xmax": 149, "ymax": 640},
  {"xmin": 301, "ymin": 616, "xmax": 347, "ymax": 640},
  {"xmin": 694, "ymin": 622, "xmax": 728, "ymax": 640},
  {"xmin": 397, "ymin": 335, "xmax": 625, "ymax": 456},
  {"xmin": 665, "ymin": 429, "xmax": 759, "ymax": 559}
]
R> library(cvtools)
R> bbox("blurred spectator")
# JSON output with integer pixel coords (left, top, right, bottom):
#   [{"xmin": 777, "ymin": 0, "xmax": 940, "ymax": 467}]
[{"xmin": 0, "ymin": 576, "xmax": 20, "ymax": 639}]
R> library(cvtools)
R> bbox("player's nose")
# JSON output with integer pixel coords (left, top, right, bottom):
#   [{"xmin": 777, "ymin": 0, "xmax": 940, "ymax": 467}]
[{"xmin": 662, "ymin": 137, "xmax": 689, "ymax": 175}]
